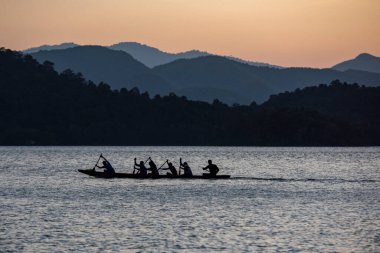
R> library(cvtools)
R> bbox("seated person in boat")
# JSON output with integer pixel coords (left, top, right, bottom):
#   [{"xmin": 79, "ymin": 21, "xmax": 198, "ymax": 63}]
[
  {"xmin": 179, "ymin": 158, "xmax": 193, "ymax": 176},
  {"xmin": 147, "ymin": 159, "xmax": 159, "ymax": 176},
  {"xmin": 162, "ymin": 162, "xmax": 178, "ymax": 176},
  {"xmin": 134, "ymin": 158, "xmax": 147, "ymax": 176},
  {"xmin": 96, "ymin": 159, "xmax": 115, "ymax": 174},
  {"xmin": 203, "ymin": 160, "xmax": 219, "ymax": 176}
]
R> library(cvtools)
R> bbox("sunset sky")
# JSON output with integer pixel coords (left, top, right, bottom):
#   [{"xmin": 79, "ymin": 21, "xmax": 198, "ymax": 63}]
[{"xmin": 1, "ymin": 0, "xmax": 379, "ymax": 67}]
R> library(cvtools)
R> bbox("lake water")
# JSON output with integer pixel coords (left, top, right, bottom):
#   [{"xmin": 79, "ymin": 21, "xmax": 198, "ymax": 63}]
[{"xmin": 1, "ymin": 146, "xmax": 379, "ymax": 252}]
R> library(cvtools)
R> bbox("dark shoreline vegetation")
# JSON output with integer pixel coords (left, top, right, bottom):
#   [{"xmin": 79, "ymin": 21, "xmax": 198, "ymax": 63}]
[{"xmin": 1, "ymin": 48, "xmax": 379, "ymax": 146}]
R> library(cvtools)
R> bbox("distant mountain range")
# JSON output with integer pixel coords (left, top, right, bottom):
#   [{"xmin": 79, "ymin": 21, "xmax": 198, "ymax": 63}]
[
  {"xmin": 24, "ymin": 42, "xmax": 380, "ymax": 72},
  {"xmin": 152, "ymin": 56, "xmax": 380, "ymax": 104},
  {"xmin": 23, "ymin": 42, "xmax": 79, "ymax": 54},
  {"xmin": 24, "ymin": 42, "xmax": 282, "ymax": 68},
  {"xmin": 25, "ymin": 43, "xmax": 380, "ymax": 104},
  {"xmin": 31, "ymin": 46, "xmax": 173, "ymax": 95},
  {"xmin": 332, "ymin": 53, "xmax": 380, "ymax": 74},
  {"xmin": 109, "ymin": 42, "xmax": 209, "ymax": 67}
]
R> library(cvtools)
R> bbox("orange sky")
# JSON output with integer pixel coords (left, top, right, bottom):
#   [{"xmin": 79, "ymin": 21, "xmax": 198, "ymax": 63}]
[{"xmin": 1, "ymin": 0, "xmax": 379, "ymax": 67}]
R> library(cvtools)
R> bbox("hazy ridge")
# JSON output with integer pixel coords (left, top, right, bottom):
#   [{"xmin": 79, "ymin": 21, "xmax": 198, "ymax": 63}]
[{"xmin": 29, "ymin": 45, "xmax": 380, "ymax": 104}]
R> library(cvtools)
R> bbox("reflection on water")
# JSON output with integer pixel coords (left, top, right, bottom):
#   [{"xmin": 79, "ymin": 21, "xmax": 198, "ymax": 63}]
[{"xmin": 0, "ymin": 147, "xmax": 379, "ymax": 252}]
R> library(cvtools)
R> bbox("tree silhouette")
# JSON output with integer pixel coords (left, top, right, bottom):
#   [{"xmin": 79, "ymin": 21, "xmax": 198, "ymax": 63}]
[{"xmin": 0, "ymin": 48, "xmax": 379, "ymax": 146}]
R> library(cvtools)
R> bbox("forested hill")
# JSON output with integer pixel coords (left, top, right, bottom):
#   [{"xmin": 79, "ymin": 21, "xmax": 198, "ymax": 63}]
[
  {"xmin": 262, "ymin": 81, "xmax": 380, "ymax": 126},
  {"xmin": 1, "ymin": 48, "xmax": 379, "ymax": 146}
]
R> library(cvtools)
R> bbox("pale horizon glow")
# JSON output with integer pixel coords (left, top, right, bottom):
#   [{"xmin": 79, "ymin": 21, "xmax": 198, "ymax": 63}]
[{"xmin": 1, "ymin": 0, "xmax": 379, "ymax": 67}]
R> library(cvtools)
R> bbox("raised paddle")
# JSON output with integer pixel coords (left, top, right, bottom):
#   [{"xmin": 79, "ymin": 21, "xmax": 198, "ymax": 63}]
[
  {"xmin": 133, "ymin": 158, "xmax": 137, "ymax": 174},
  {"xmin": 92, "ymin": 153, "xmax": 103, "ymax": 171},
  {"xmin": 158, "ymin": 160, "xmax": 169, "ymax": 171},
  {"xmin": 179, "ymin": 158, "xmax": 189, "ymax": 175},
  {"xmin": 179, "ymin": 158, "xmax": 183, "ymax": 175}
]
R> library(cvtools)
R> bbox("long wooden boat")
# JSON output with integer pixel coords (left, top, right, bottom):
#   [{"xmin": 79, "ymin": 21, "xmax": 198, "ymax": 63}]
[{"xmin": 78, "ymin": 169, "xmax": 231, "ymax": 179}]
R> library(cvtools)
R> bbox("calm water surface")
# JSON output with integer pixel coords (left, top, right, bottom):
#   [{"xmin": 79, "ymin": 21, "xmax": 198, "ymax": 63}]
[{"xmin": 0, "ymin": 147, "xmax": 379, "ymax": 252}]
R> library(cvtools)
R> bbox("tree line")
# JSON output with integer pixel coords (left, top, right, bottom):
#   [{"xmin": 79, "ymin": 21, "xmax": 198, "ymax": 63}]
[{"xmin": 1, "ymin": 48, "xmax": 379, "ymax": 146}]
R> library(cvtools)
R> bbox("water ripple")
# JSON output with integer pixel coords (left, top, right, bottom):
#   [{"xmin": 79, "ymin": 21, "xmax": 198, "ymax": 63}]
[{"xmin": 0, "ymin": 146, "xmax": 379, "ymax": 252}]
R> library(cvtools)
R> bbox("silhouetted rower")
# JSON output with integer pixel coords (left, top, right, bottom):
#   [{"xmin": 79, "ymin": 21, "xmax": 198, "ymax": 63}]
[
  {"xmin": 162, "ymin": 162, "xmax": 178, "ymax": 176},
  {"xmin": 148, "ymin": 159, "xmax": 159, "ymax": 176},
  {"xmin": 134, "ymin": 158, "xmax": 147, "ymax": 176},
  {"xmin": 96, "ymin": 159, "xmax": 115, "ymax": 174},
  {"xmin": 203, "ymin": 160, "xmax": 219, "ymax": 176},
  {"xmin": 179, "ymin": 158, "xmax": 193, "ymax": 176}
]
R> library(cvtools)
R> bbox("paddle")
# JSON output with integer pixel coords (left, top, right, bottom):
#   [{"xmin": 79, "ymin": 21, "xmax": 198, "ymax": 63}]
[
  {"xmin": 178, "ymin": 157, "xmax": 183, "ymax": 175},
  {"xmin": 133, "ymin": 158, "xmax": 137, "ymax": 174},
  {"xmin": 179, "ymin": 158, "xmax": 183, "ymax": 175},
  {"xmin": 158, "ymin": 160, "xmax": 169, "ymax": 171},
  {"xmin": 92, "ymin": 153, "xmax": 103, "ymax": 171}
]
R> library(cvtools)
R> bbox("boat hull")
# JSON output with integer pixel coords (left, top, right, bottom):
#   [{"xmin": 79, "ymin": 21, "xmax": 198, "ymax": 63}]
[{"xmin": 78, "ymin": 169, "xmax": 230, "ymax": 179}]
